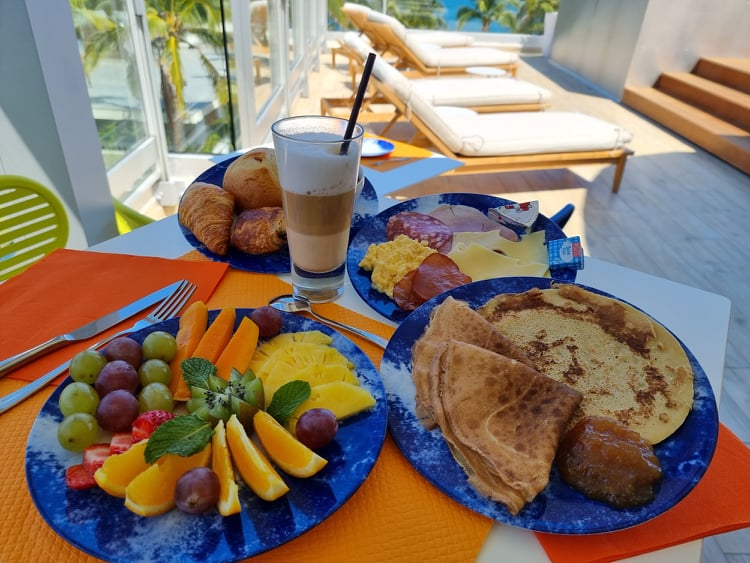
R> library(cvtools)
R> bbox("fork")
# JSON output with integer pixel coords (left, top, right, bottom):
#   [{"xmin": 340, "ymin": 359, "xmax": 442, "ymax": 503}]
[{"xmin": 0, "ymin": 280, "xmax": 197, "ymax": 415}]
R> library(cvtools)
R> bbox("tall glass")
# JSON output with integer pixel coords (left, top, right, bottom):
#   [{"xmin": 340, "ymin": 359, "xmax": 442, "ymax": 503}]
[{"xmin": 272, "ymin": 116, "xmax": 364, "ymax": 302}]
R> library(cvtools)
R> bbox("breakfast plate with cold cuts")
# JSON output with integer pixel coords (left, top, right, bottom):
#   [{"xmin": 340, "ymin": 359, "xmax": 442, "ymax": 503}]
[{"xmin": 346, "ymin": 193, "xmax": 580, "ymax": 323}]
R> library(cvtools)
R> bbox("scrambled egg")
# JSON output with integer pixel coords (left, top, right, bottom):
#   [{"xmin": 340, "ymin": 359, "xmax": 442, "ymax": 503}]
[{"xmin": 359, "ymin": 235, "xmax": 436, "ymax": 298}]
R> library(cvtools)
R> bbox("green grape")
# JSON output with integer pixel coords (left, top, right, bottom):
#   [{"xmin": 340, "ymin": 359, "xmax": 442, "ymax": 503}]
[
  {"xmin": 58, "ymin": 382, "xmax": 100, "ymax": 416},
  {"xmin": 57, "ymin": 413, "xmax": 100, "ymax": 452},
  {"xmin": 142, "ymin": 331, "xmax": 178, "ymax": 362},
  {"xmin": 138, "ymin": 358, "xmax": 173, "ymax": 386},
  {"xmin": 138, "ymin": 382, "xmax": 174, "ymax": 412},
  {"xmin": 69, "ymin": 350, "xmax": 107, "ymax": 384}
]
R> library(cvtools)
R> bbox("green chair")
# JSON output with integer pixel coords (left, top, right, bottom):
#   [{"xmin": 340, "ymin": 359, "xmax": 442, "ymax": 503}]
[
  {"xmin": 113, "ymin": 197, "xmax": 154, "ymax": 234},
  {"xmin": 0, "ymin": 175, "xmax": 70, "ymax": 281}
]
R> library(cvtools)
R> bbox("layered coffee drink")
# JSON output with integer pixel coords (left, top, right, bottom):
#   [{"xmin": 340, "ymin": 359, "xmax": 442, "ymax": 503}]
[{"xmin": 272, "ymin": 117, "xmax": 363, "ymax": 302}]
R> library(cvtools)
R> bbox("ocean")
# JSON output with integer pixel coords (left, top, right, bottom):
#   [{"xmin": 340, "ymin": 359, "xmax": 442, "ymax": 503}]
[{"xmin": 437, "ymin": 0, "xmax": 512, "ymax": 33}]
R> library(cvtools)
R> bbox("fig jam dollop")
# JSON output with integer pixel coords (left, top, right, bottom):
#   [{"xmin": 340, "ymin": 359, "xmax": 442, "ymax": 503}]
[{"xmin": 556, "ymin": 416, "xmax": 662, "ymax": 508}]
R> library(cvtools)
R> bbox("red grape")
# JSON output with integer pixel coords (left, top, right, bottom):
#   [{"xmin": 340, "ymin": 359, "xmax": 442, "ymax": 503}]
[
  {"xmin": 175, "ymin": 467, "xmax": 220, "ymax": 514},
  {"xmin": 295, "ymin": 408, "xmax": 338, "ymax": 450},
  {"xmin": 104, "ymin": 336, "xmax": 143, "ymax": 369},
  {"xmin": 250, "ymin": 307, "xmax": 283, "ymax": 338},
  {"xmin": 95, "ymin": 360, "xmax": 139, "ymax": 396},
  {"xmin": 96, "ymin": 389, "xmax": 139, "ymax": 432}
]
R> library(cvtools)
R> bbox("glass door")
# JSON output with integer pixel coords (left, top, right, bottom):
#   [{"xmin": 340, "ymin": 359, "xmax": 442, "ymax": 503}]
[{"xmin": 70, "ymin": 0, "xmax": 168, "ymax": 201}]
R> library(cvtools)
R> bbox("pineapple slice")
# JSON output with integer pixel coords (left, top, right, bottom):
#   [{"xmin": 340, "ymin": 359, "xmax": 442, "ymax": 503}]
[
  {"xmin": 263, "ymin": 363, "xmax": 360, "ymax": 405},
  {"xmin": 252, "ymin": 342, "xmax": 354, "ymax": 380},
  {"xmin": 249, "ymin": 331, "xmax": 333, "ymax": 374},
  {"xmin": 288, "ymin": 381, "xmax": 376, "ymax": 433}
]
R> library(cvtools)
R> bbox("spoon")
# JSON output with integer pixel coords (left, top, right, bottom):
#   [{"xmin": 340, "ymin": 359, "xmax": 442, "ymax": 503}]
[{"xmin": 269, "ymin": 295, "xmax": 389, "ymax": 349}]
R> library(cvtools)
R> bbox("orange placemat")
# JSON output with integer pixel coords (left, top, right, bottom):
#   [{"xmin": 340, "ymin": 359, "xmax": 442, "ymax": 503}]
[
  {"xmin": 0, "ymin": 248, "xmax": 228, "ymax": 383},
  {"xmin": 360, "ymin": 134, "xmax": 438, "ymax": 173}
]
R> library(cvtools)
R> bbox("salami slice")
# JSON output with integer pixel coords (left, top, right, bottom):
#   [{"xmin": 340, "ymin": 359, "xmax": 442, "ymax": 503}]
[
  {"xmin": 412, "ymin": 253, "xmax": 472, "ymax": 302},
  {"xmin": 386, "ymin": 212, "xmax": 453, "ymax": 252},
  {"xmin": 392, "ymin": 253, "xmax": 472, "ymax": 311}
]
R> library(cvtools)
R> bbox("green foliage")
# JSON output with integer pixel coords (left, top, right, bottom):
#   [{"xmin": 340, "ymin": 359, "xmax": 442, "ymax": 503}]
[
  {"xmin": 387, "ymin": 0, "xmax": 448, "ymax": 30},
  {"xmin": 455, "ymin": 0, "xmax": 558, "ymax": 34}
]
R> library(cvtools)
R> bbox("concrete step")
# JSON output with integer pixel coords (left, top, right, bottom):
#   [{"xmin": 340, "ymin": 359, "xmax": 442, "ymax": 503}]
[
  {"xmin": 622, "ymin": 86, "xmax": 750, "ymax": 176},
  {"xmin": 657, "ymin": 72, "xmax": 750, "ymax": 131}
]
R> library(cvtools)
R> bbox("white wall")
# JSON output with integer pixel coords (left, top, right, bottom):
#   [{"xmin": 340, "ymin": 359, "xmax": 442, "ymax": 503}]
[
  {"xmin": 549, "ymin": 0, "xmax": 750, "ymax": 98},
  {"xmin": 0, "ymin": 1, "xmax": 118, "ymax": 247}
]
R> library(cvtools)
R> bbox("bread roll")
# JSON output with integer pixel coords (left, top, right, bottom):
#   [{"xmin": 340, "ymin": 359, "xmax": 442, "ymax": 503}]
[
  {"xmin": 178, "ymin": 182, "xmax": 234, "ymax": 256},
  {"xmin": 222, "ymin": 148, "xmax": 282, "ymax": 210}
]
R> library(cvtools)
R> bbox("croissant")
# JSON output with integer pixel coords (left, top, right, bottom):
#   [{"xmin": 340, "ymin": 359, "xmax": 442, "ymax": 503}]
[
  {"xmin": 178, "ymin": 182, "xmax": 234, "ymax": 255},
  {"xmin": 231, "ymin": 207, "xmax": 286, "ymax": 255}
]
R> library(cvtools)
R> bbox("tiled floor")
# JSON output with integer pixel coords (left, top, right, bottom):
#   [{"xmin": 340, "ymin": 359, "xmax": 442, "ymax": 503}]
[{"xmin": 297, "ymin": 49, "xmax": 750, "ymax": 562}]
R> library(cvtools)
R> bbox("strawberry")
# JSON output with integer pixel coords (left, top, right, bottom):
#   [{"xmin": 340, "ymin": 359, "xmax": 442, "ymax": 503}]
[
  {"xmin": 65, "ymin": 464, "xmax": 97, "ymax": 490},
  {"xmin": 109, "ymin": 432, "xmax": 133, "ymax": 455},
  {"xmin": 131, "ymin": 410, "xmax": 176, "ymax": 443},
  {"xmin": 82, "ymin": 443, "xmax": 110, "ymax": 475}
]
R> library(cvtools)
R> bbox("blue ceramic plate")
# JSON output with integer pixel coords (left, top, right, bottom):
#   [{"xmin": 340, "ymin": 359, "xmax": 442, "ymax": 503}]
[
  {"xmin": 179, "ymin": 154, "xmax": 379, "ymax": 273},
  {"xmin": 361, "ymin": 138, "xmax": 395, "ymax": 158},
  {"xmin": 346, "ymin": 193, "xmax": 576, "ymax": 323},
  {"xmin": 26, "ymin": 310, "xmax": 387, "ymax": 562},
  {"xmin": 380, "ymin": 277, "xmax": 719, "ymax": 534}
]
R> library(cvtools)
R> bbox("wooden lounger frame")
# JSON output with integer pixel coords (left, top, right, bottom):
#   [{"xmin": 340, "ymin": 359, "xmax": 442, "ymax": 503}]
[{"xmin": 356, "ymin": 77, "xmax": 633, "ymax": 193}]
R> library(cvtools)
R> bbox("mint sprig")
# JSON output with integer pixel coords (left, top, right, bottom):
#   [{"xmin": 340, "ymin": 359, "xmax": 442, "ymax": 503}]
[
  {"xmin": 181, "ymin": 357, "xmax": 217, "ymax": 390},
  {"xmin": 266, "ymin": 381, "xmax": 311, "ymax": 426},
  {"xmin": 144, "ymin": 414, "xmax": 214, "ymax": 464}
]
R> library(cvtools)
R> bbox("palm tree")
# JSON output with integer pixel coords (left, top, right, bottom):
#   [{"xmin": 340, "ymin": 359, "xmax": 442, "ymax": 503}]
[
  {"xmin": 497, "ymin": 0, "xmax": 558, "ymax": 34},
  {"xmin": 456, "ymin": 0, "xmax": 509, "ymax": 32},
  {"xmin": 72, "ymin": 0, "xmax": 226, "ymax": 152},
  {"xmin": 388, "ymin": 0, "xmax": 447, "ymax": 29},
  {"xmin": 145, "ymin": 0, "xmax": 225, "ymax": 150}
]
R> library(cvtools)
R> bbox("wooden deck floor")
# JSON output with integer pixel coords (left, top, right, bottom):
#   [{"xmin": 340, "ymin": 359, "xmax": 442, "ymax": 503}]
[{"xmin": 295, "ymin": 50, "xmax": 750, "ymax": 563}]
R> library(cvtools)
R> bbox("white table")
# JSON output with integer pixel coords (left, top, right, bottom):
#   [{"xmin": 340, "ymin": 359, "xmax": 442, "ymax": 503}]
[{"xmin": 92, "ymin": 188, "xmax": 731, "ymax": 563}]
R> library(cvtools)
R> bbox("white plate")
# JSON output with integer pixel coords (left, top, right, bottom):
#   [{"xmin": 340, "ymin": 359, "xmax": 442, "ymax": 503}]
[{"xmin": 361, "ymin": 139, "xmax": 396, "ymax": 158}]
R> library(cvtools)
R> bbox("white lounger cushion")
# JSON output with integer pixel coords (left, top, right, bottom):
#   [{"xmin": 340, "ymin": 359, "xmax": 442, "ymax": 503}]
[
  {"xmin": 407, "ymin": 42, "xmax": 518, "ymax": 68},
  {"xmin": 410, "ymin": 77, "xmax": 551, "ymax": 106},
  {"xmin": 364, "ymin": 10, "xmax": 473, "ymax": 47},
  {"xmin": 431, "ymin": 106, "xmax": 634, "ymax": 156},
  {"xmin": 345, "ymin": 33, "xmax": 548, "ymax": 108}
]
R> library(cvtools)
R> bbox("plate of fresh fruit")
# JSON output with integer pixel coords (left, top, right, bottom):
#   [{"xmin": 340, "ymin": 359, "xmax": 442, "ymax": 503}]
[{"xmin": 25, "ymin": 304, "xmax": 387, "ymax": 562}]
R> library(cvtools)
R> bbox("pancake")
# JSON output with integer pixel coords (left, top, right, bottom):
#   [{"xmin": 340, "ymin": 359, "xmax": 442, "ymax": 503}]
[
  {"xmin": 411, "ymin": 296, "xmax": 536, "ymax": 429},
  {"xmin": 429, "ymin": 340, "xmax": 582, "ymax": 514},
  {"xmin": 478, "ymin": 284, "xmax": 694, "ymax": 444}
]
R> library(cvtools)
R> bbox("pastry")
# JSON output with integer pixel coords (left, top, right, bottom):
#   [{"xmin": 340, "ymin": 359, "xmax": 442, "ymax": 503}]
[
  {"xmin": 222, "ymin": 148, "xmax": 283, "ymax": 210},
  {"xmin": 178, "ymin": 182, "xmax": 234, "ymax": 255},
  {"xmin": 230, "ymin": 206, "xmax": 286, "ymax": 255}
]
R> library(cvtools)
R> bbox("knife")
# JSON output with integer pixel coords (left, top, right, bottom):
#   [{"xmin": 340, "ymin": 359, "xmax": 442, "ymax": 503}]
[{"xmin": 0, "ymin": 280, "xmax": 184, "ymax": 378}]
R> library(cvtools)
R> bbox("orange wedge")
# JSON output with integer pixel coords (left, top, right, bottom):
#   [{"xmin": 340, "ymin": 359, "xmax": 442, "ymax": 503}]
[
  {"xmin": 225, "ymin": 414, "xmax": 288, "ymax": 501},
  {"xmin": 94, "ymin": 440, "xmax": 150, "ymax": 498},
  {"xmin": 124, "ymin": 444, "xmax": 212, "ymax": 517},
  {"xmin": 253, "ymin": 410, "xmax": 327, "ymax": 478},
  {"xmin": 211, "ymin": 419, "xmax": 241, "ymax": 516}
]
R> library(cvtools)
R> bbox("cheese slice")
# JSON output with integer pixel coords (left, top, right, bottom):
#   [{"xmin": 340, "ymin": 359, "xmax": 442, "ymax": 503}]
[
  {"xmin": 448, "ymin": 243, "xmax": 549, "ymax": 280},
  {"xmin": 452, "ymin": 230, "xmax": 548, "ymax": 265}
]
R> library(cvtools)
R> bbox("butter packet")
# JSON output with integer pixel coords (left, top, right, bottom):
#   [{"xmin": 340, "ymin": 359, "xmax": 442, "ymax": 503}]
[{"xmin": 548, "ymin": 236, "xmax": 584, "ymax": 270}]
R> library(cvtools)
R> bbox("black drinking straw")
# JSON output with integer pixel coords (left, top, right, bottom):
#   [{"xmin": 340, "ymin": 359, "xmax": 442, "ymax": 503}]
[{"xmin": 340, "ymin": 52, "xmax": 377, "ymax": 155}]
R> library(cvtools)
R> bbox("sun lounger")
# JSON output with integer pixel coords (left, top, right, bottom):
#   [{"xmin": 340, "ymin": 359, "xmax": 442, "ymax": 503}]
[
  {"xmin": 342, "ymin": 33, "xmax": 550, "ymax": 113},
  {"xmin": 365, "ymin": 55, "xmax": 634, "ymax": 193},
  {"xmin": 341, "ymin": 3, "xmax": 475, "ymax": 50},
  {"xmin": 362, "ymin": 10, "xmax": 519, "ymax": 77}
]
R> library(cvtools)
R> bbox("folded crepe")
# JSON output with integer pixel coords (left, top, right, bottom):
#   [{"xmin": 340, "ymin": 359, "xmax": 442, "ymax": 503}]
[
  {"xmin": 478, "ymin": 284, "xmax": 694, "ymax": 444},
  {"xmin": 412, "ymin": 296, "xmax": 536, "ymax": 429},
  {"xmin": 430, "ymin": 340, "xmax": 582, "ymax": 514}
]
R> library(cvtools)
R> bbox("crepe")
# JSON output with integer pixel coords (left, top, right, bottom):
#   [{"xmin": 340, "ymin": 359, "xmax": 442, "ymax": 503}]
[
  {"xmin": 411, "ymin": 296, "xmax": 536, "ymax": 429},
  {"xmin": 429, "ymin": 340, "xmax": 582, "ymax": 514},
  {"xmin": 478, "ymin": 284, "xmax": 695, "ymax": 444}
]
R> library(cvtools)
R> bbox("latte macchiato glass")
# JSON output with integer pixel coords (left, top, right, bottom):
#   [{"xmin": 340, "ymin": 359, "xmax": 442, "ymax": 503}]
[{"xmin": 271, "ymin": 116, "xmax": 364, "ymax": 302}]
